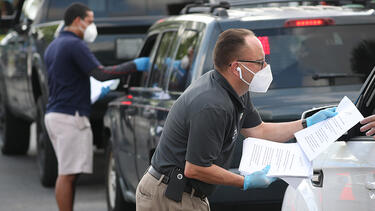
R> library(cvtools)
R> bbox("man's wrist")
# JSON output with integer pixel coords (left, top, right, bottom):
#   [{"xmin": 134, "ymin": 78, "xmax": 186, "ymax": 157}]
[{"xmin": 301, "ymin": 119, "xmax": 307, "ymax": 128}]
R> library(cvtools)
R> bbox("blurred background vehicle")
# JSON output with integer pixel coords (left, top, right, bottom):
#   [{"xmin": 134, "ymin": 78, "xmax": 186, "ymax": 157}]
[
  {"xmin": 103, "ymin": 0, "xmax": 375, "ymax": 210},
  {"xmin": 0, "ymin": 0, "xmax": 194, "ymax": 188}
]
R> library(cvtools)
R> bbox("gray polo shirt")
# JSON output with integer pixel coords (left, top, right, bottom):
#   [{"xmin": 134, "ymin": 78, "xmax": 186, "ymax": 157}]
[{"xmin": 151, "ymin": 69, "xmax": 262, "ymax": 196}]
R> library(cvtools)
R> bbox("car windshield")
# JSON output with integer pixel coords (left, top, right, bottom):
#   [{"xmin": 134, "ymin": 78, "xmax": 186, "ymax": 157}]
[{"xmin": 242, "ymin": 24, "xmax": 375, "ymax": 89}]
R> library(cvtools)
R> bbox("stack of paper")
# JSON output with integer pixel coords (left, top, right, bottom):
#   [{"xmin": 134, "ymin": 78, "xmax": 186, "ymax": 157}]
[
  {"xmin": 239, "ymin": 96, "xmax": 364, "ymax": 186},
  {"xmin": 239, "ymin": 139, "xmax": 311, "ymax": 177}
]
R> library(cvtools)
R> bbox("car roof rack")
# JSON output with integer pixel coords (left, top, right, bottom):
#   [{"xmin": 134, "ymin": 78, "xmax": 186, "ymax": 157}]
[
  {"xmin": 180, "ymin": 1, "xmax": 231, "ymax": 17},
  {"xmin": 210, "ymin": 0, "xmax": 375, "ymax": 8}
]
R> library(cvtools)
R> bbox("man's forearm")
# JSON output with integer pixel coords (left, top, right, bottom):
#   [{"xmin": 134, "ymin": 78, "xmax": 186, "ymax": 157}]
[
  {"xmin": 261, "ymin": 120, "xmax": 303, "ymax": 142},
  {"xmin": 90, "ymin": 61, "xmax": 137, "ymax": 81},
  {"xmin": 242, "ymin": 120, "xmax": 303, "ymax": 143},
  {"xmin": 184, "ymin": 161, "xmax": 244, "ymax": 188}
]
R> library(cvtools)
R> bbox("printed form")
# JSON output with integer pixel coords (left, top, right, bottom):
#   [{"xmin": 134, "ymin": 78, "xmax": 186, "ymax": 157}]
[
  {"xmin": 295, "ymin": 96, "xmax": 364, "ymax": 161},
  {"xmin": 239, "ymin": 138, "xmax": 312, "ymax": 177},
  {"xmin": 239, "ymin": 96, "xmax": 364, "ymax": 186}
]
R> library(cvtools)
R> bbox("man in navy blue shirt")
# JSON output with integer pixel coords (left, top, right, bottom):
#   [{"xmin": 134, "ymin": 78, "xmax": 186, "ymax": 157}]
[{"xmin": 43, "ymin": 3, "xmax": 148, "ymax": 211}]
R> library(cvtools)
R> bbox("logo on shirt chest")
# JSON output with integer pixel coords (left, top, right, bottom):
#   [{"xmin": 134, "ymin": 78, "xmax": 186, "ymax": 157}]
[
  {"xmin": 239, "ymin": 112, "xmax": 243, "ymax": 121},
  {"xmin": 232, "ymin": 127, "xmax": 238, "ymax": 142}
]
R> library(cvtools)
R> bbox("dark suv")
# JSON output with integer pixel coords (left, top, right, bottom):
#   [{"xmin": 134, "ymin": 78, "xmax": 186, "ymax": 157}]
[
  {"xmin": 0, "ymin": 0, "xmax": 192, "ymax": 187},
  {"xmin": 103, "ymin": 0, "xmax": 375, "ymax": 210}
]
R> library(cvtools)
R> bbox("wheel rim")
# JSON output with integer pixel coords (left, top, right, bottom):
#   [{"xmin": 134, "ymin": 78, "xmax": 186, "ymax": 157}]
[{"xmin": 107, "ymin": 150, "xmax": 117, "ymax": 209}]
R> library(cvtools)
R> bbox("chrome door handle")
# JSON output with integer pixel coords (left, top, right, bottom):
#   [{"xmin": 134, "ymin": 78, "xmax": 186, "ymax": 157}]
[
  {"xmin": 366, "ymin": 181, "xmax": 375, "ymax": 190},
  {"xmin": 311, "ymin": 170, "xmax": 323, "ymax": 187}
]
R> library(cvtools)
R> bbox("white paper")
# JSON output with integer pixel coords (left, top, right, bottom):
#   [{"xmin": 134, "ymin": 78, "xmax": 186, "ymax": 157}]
[
  {"xmin": 295, "ymin": 96, "xmax": 364, "ymax": 161},
  {"xmin": 239, "ymin": 138, "xmax": 312, "ymax": 177},
  {"xmin": 280, "ymin": 177, "xmax": 306, "ymax": 189},
  {"xmin": 90, "ymin": 77, "xmax": 120, "ymax": 104}
]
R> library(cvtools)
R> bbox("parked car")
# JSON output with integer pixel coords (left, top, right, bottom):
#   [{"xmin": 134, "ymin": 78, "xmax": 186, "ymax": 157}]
[
  {"xmin": 282, "ymin": 66, "xmax": 375, "ymax": 211},
  {"xmin": 103, "ymin": 0, "xmax": 375, "ymax": 210},
  {"xmin": 0, "ymin": 0, "xmax": 193, "ymax": 187}
]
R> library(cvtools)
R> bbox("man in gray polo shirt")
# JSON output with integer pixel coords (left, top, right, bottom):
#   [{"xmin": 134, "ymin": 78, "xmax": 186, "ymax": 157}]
[{"xmin": 136, "ymin": 28, "xmax": 337, "ymax": 211}]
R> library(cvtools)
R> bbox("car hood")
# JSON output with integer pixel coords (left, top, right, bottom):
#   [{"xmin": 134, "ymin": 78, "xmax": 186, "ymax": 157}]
[{"xmin": 251, "ymin": 84, "xmax": 361, "ymax": 122}]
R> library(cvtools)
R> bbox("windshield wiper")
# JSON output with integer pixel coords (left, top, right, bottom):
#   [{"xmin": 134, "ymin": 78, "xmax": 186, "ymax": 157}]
[{"xmin": 312, "ymin": 73, "xmax": 366, "ymax": 86}]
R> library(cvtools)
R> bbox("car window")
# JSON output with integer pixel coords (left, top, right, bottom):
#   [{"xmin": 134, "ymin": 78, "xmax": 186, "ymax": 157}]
[
  {"xmin": 0, "ymin": 0, "xmax": 16, "ymax": 17},
  {"xmin": 138, "ymin": 34, "xmax": 158, "ymax": 87},
  {"xmin": 148, "ymin": 31, "xmax": 177, "ymax": 88},
  {"xmin": 167, "ymin": 30, "xmax": 199, "ymax": 92},
  {"xmin": 214, "ymin": 24, "xmax": 375, "ymax": 89}
]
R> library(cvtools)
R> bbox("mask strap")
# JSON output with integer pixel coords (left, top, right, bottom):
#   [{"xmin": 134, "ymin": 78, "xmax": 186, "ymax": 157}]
[
  {"xmin": 237, "ymin": 65, "xmax": 251, "ymax": 86},
  {"xmin": 239, "ymin": 63, "xmax": 256, "ymax": 75}
]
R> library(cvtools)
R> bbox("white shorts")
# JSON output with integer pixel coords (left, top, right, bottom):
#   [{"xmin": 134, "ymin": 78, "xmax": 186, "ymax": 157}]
[{"xmin": 44, "ymin": 112, "xmax": 93, "ymax": 175}]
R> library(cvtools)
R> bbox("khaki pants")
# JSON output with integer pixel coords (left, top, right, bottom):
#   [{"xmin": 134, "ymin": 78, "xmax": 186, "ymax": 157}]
[{"xmin": 136, "ymin": 172, "xmax": 210, "ymax": 211}]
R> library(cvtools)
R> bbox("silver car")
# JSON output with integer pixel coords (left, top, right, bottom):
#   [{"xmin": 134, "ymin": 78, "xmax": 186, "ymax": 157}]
[{"xmin": 282, "ymin": 67, "xmax": 375, "ymax": 211}]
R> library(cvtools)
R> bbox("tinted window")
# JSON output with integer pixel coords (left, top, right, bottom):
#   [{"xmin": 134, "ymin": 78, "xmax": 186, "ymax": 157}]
[
  {"xmin": 211, "ymin": 25, "xmax": 375, "ymax": 89},
  {"xmin": 0, "ymin": 0, "xmax": 16, "ymax": 17},
  {"xmin": 167, "ymin": 30, "xmax": 199, "ymax": 92},
  {"xmin": 148, "ymin": 31, "xmax": 177, "ymax": 88},
  {"xmin": 250, "ymin": 25, "xmax": 375, "ymax": 89},
  {"xmin": 138, "ymin": 34, "xmax": 158, "ymax": 87}
]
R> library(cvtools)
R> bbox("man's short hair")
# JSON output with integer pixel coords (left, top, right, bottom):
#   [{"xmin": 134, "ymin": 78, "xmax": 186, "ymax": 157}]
[
  {"xmin": 213, "ymin": 28, "xmax": 255, "ymax": 71},
  {"xmin": 64, "ymin": 3, "xmax": 91, "ymax": 26}
]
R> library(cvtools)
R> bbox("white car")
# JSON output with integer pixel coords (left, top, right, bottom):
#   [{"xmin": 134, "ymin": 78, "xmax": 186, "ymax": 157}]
[{"xmin": 282, "ymin": 67, "xmax": 375, "ymax": 211}]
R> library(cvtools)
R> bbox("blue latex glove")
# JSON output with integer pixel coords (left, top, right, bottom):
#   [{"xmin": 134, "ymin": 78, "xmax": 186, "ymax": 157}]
[
  {"xmin": 98, "ymin": 86, "xmax": 110, "ymax": 100},
  {"xmin": 306, "ymin": 107, "xmax": 338, "ymax": 127},
  {"xmin": 133, "ymin": 57, "xmax": 150, "ymax": 72},
  {"xmin": 243, "ymin": 165, "xmax": 277, "ymax": 190}
]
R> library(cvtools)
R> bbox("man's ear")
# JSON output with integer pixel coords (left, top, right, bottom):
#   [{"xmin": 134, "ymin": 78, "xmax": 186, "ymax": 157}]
[
  {"xmin": 72, "ymin": 16, "xmax": 82, "ymax": 26},
  {"xmin": 231, "ymin": 63, "xmax": 240, "ymax": 77}
]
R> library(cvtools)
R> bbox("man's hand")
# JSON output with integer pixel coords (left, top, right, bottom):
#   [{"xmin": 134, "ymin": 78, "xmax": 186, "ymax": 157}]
[
  {"xmin": 98, "ymin": 86, "xmax": 110, "ymax": 100},
  {"xmin": 133, "ymin": 57, "xmax": 149, "ymax": 72},
  {"xmin": 243, "ymin": 165, "xmax": 277, "ymax": 190},
  {"xmin": 306, "ymin": 107, "xmax": 338, "ymax": 127},
  {"xmin": 360, "ymin": 115, "xmax": 375, "ymax": 138}
]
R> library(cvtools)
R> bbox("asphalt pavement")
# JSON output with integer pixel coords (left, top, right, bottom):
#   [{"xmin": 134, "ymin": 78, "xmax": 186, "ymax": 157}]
[{"xmin": 0, "ymin": 123, "xmax": 107, "ymax": 211}]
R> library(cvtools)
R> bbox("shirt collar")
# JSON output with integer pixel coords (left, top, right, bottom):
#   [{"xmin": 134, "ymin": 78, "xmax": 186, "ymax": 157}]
[
  {"xmin": 60, "ymin": 30, "xmax": 80, "ymax": 39},
  {"xmin": 213, "ymin": 70, "xmax": 245, "ymax": 110}
]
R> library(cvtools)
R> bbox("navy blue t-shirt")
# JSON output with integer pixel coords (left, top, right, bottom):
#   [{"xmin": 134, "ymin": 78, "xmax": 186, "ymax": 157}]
[{"xmin": 44, "ymin": 31, "xmax": 100, "ymax": 117}]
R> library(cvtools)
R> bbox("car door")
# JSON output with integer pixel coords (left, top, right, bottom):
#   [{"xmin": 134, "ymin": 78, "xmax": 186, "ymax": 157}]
[
  {"xmin": 114, "ymin": 33, "xmax": 160, "ymax": 193},
  {"xmin": 133, "ymin": 28, "xmax": 179, "ymax": 179},
  {"xmin": 305, "ymin": 67, "xmax": 375, "ymax": 211},
  {"xmin": 324, "ymin": 66, "xmax": 375, "ymax": 210},
  {"xmin": 282, "ymin": 67, "xmax": 375, "ymax": 211}
]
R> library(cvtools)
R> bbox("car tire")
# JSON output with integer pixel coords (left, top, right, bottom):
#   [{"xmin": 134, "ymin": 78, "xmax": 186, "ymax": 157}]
[
  {"xmin": 105, "ymin": 142, "xmax": 135, "ymax": 211},
  {"xmin": 36, "ymin": 97, "xmax": 57, "ymax": 187},
  {"xmin": 0, "ymin": 98, "xmax": 30, "ymax": 155}
]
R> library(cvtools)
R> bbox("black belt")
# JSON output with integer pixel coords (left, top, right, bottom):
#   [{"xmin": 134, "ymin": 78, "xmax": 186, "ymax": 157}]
[{"xmin": 148, "ymin": 166, "xmax": 207, "ymax": 199}]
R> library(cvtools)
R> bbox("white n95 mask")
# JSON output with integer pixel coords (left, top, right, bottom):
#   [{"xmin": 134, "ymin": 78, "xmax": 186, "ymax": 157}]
[
  {"xmin": 83, "ymin": 23, "xmax": 98, "ymax": 43},
  {"xmin": 237, "ymin": 63, "xmax": 273, "ymax": 93},
  {"xmin": 180, "ymin": 55, "xmax": 190, "ymax": 70}
]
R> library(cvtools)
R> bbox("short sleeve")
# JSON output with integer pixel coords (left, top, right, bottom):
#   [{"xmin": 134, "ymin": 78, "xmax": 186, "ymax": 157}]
[
  {"xmin": 186, "ymin": 107, "xmax": 229, "ymax": 167},
  {"xmin": 72, "ymin": 40, "xmax": 101, "ymax": 75},
  {"xmin": 242, "ymin": 95, "xmax": 262, "ymax": 128}
]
